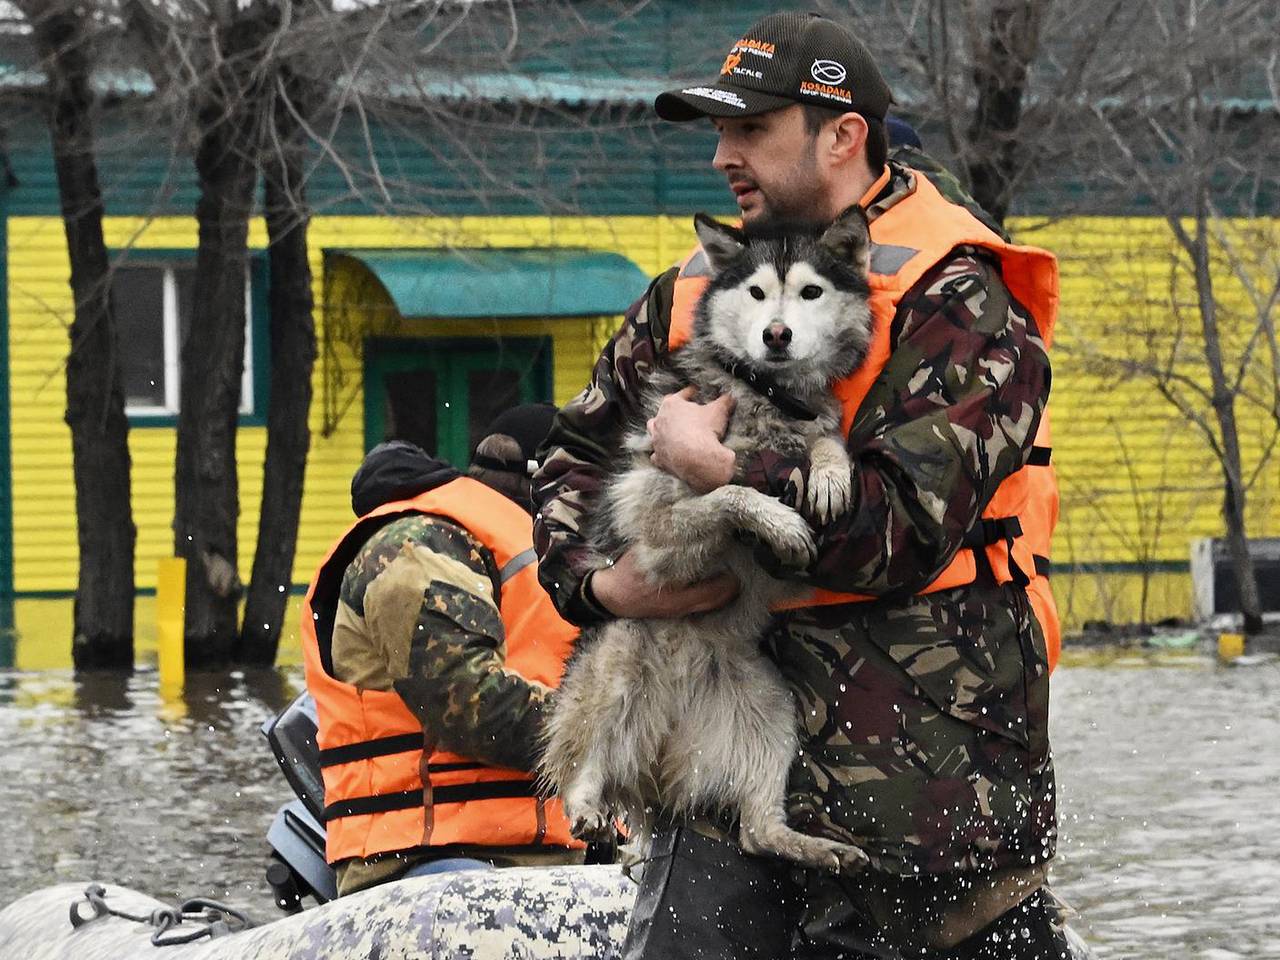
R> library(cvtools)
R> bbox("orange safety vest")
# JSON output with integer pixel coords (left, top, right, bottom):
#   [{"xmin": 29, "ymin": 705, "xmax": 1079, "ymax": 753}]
[
  {"xmin": 667, "ymin": 170, "xmax": 1062, "ymax": 669},
  {"xmin": 300, "ymin": 477, "xmax": 584, "ymax": 864}
]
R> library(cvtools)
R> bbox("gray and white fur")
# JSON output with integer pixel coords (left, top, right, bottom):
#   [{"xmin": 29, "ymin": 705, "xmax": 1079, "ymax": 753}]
[{"xmin": 541, "ymin": 208, "xmax": 874, "ymax": 872}]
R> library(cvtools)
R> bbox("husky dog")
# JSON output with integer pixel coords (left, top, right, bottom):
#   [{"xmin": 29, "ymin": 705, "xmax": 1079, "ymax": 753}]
[{"xmin": 541, "ymin": 208, "xmax": 874, "ymax": 872}]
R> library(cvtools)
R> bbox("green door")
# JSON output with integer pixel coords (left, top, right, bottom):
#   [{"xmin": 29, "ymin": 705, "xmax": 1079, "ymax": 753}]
[{"xmin": 364, "ymin": 338, "xmax": 551, "ymax": 467}]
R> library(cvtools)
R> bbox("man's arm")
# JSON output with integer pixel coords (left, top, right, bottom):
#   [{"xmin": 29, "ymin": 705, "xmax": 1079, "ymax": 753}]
[
  {"xmin": 337, "ymin": 514, "xmax": 550, "ymax": 772},
  {"xmin": 533, "ymin": 271, "xmax": 674, "ymax": 623},
  {"xmin": 743, "ymin": 248, "xmax": 1050, "ymax": 596},
  {"xmin": 533, "ymin": 269, "xmax": 735, "ymax": 624}
]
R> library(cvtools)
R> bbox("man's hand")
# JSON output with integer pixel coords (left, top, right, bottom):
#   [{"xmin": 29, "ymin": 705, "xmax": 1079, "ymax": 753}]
[
  {"xmin": 648, "ymin": 387, "xmax": 736, "ymax": 493},
  {"xmin": 589, "ymin": 550, "xmax": 738, "ymax": 619}
]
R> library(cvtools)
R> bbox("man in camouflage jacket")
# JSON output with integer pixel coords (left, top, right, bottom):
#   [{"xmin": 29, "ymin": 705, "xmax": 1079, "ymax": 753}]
[
  {"xmin": 532, "ymin": 11, "xmax": 1066, "ymax": 959},
  {"xmin": 328, "ymin": 406, "xmax": 581, "ymax": 896}
]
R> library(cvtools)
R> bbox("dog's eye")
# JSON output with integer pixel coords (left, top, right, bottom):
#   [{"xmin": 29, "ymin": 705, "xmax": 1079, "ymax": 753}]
[
  {"xmin": 749, "ymin": 286, "xmax": 766, "ymax": 301},
  {"xmin": 800, "ymin": 285, "xmax": 823, "ymax": 300}
]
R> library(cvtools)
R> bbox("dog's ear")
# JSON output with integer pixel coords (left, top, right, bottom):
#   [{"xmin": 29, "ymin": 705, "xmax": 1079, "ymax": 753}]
[
  {"xmin": 819, "ymin": 206, "xmax": 871, "ymax": 276},
  {"xmin": 693, "ymin": 213, "xmax": 747, "ymax": 275}
]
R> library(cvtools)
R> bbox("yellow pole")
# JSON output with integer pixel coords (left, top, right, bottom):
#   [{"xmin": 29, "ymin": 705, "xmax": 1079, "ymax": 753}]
[
  {"xmin": 157, "ymin": 557, "xmax": 186, "ymax": 693},
  {"xmin": 1217, "ymin": 632, "xmax": 1245, "ymax": 661}
]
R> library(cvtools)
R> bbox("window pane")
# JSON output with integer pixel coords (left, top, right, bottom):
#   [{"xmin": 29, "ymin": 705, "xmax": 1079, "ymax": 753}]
[
  {"xmin": 112, "ymin": 267, "xmax": 166, "ymax": 408},
  {"xmin": 467, "ymin": 368, "xmax": 522, "ymax": 460},
  {"xmin": 385, "ymin": 369, "xmax": 439, "ymax": 457}
]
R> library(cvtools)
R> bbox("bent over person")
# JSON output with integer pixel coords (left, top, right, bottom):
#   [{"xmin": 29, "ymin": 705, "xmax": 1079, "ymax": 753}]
[
  {"xmin": 301, "ymin": 404, "xmax": 583, "ymax": 896},
  {"xmin": 534, "ymin": 11, "xmax": 1068, "ymax": 959}
]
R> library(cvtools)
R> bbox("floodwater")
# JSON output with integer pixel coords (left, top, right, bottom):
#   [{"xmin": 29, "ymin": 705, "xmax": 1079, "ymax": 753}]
[{"xmin": 1, "ymin": 604, "xmax": 1278, "ymax": 958}]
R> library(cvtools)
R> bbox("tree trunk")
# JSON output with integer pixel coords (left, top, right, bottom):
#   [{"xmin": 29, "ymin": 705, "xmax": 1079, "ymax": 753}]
[
  {"xmin": 238, "ymin": 67, "xmax": 316, "ymax": 666},
  {"xmin": 1189, "ymin": 197, "xmax": 1264, "ymax": 635},
  {"xmin": 173, "ymin": 16, "xmax": 266, "ymax": 668},
  {"xmin": 25, "ymin": 5, "xmax": 136, "ymax": 670},
  {"xmin": 964, "ymin": 0, "xmax": 1045, "ymax": 225}
]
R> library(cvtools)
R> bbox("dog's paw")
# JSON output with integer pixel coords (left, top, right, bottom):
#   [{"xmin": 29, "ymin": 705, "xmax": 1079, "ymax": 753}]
[
  {"xmin": 828, "ymin": 842, "xmax": 870, "ymax": 874},
  {"xmin": 752, "ymin": 503, "xmax": 816, "ymax": 570},
  {"xmin": 564, "ymin": 793, "xmax": 614, "ymax": 843},
  {"xmin": 570, "ymin": 810, "xmax": 614, "ymax": 843},
  {"xmin": 747, "ymin": 826, "xmax": 870, "ymax": 875},
  {"xmin": 803, "ymin": 462, "xmax": 852, "ymax": 526}
]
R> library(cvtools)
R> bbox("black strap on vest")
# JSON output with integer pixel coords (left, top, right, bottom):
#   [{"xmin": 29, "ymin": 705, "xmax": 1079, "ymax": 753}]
[
  {"xmin": 1033, "ymin": 554, "xmax": 1051, "ymax": 578},
  {"xmin": 711, "ymin": 355, "xmax": 820, "ymax": 422},
  {"xmin": 1028, "ymin": 445, "xmax": 1052, "ymax": 466},
  {"xmin": 961, "ymin": 516, "xmax": 1023, "ymax": 549},
  {"xmin": 427, "ymin": 761, "xmax": 486, "ymax": 773},
  {"xmin": 318, "ymin": 732, "xmax": 422, "ymax": 768},
  {"xmin": 323, "ymin": 778, "xmax": 541, "ymax": 822},
  {"xmin": 317, "ymin": 734, "xmax": 489, "ymax": 771},
  {"xmin": 961, "ymin": 516, "xmax": 1030, "ymax": 588}
]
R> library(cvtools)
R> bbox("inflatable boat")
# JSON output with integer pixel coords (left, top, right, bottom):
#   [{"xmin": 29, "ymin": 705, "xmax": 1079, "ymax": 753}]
[{"xmin": 0, "ymin": 865, "xmax": 633, "ymax": 960}]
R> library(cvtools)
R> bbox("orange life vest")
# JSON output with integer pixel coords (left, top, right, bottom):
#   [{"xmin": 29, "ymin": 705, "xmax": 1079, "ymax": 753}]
[
  {"xmin": 667, "ymin": 170, "xmax": 1062, "ymax": 668},
  {"xmin": 300, "ymin": 477, "xmax": 583, "ymax": 864}
]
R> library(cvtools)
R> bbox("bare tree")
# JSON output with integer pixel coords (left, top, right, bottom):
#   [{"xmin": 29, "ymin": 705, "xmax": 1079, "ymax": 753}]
[
  {"xmin": 832, "ymin": 0, "xmax": 1171, "ymax": 224},
  {"xmin": 16, "ymin": 0, "xmax": 136, "ymax": 669},
  {"xmin": 116, "ymin": 0, "xmax": 665, "ymax": 663},
  {"xmin": 1074, "ymin": 0, "xmax": 1279, "ymax": 634},
  {"xmin": 239, "ymin": 2, "xmax": 318, "ymax": 666},
  {"xmin": 124, "ymin": 0, "xmax": 282, "ymax": 665}
]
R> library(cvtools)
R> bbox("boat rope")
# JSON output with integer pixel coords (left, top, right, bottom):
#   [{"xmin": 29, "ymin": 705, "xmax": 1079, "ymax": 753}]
[{"xmin": 69, "ymin": 883, "xmax": 255, "ymax": 946}]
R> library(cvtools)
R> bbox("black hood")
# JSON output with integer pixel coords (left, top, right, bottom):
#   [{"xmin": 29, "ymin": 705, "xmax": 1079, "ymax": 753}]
[{"xmin": 350, "ymin": 440, "xmax": 460, "ymax": 517}]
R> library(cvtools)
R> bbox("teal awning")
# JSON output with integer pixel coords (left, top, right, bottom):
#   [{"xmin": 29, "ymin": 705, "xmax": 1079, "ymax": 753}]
[{"xmin": 327, "ymin": 248, "xmax": 650, "ymax": 319}]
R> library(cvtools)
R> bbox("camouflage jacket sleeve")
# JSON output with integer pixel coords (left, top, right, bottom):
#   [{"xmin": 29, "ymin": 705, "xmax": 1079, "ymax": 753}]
[
  {"xmin": 337, "ymin": 514, "xmax": 551, "ymax": 771},
  {"xmin": 742, "ymin": 248, "xmax": 1049, "ymax": 595},
  {"xmin": 532, "ymin": 268, "xmax": 679, "ymax": 625}
]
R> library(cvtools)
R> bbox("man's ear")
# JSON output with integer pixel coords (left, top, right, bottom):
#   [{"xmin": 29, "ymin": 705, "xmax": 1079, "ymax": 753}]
[
  {"xmin": 819, "ymin": 205, "xmax": 871, "ymax": 275},
  {"xmin": 693, "ymin": 213, "xmax": 747, "ymax": 275},
  {"xmin": 825, "ymin": 112, "xmax": 869, "ymax": 169}
]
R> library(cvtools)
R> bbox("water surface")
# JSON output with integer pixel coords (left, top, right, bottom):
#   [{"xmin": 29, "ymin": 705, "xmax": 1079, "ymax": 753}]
[{"xmin": 1, "ymin": 629, "xmax": 1277, "ymax": 958}]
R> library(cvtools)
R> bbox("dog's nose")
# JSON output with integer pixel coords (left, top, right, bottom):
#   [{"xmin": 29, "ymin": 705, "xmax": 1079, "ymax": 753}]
[{"xmin": 763, "ymin": 323, "xmax": 792, "ymax": 350}]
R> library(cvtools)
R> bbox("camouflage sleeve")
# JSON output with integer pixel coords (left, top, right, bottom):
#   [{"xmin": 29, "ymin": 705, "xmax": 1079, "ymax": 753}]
[
  {"xmin": 742, "ymin": 249, "xmax": 1049, "ymax": 595},
  {"xmin": 340, "ymin": 514, "xmax": 552, "ymax": 772},
  {"xmin": 532, "ymin": 267, "xmax": 679, "ymax": 625}
]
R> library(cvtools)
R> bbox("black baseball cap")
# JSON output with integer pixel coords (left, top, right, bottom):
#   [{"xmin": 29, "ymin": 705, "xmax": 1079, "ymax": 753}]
[{"xmin": 655, "ymin": 11, "xmax": 891, "ymax": 123}]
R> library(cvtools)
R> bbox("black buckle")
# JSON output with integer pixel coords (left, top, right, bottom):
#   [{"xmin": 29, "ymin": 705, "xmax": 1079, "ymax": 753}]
[{"xmin": 961, "ymin": 516, "xmax": 1023, "ymax": 549}]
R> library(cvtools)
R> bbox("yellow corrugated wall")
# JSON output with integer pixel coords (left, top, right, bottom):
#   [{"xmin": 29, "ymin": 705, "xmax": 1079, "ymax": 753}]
[
  {"xmin": 7, "ymin": 213, "xmax": 1278, "ymax": 629},
  {"xmin": 1010, "ymin": 215, "xmax": 1279, "ymax": 626},
  {"xmin": 4, "ymin": 214, "xmax": 699, "ymax": 597}
]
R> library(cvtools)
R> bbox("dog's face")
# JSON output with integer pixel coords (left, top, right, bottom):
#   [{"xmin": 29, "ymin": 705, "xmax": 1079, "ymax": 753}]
[{"xmin": 692, "ymin": 209, "xmax": 873, "ymax": 391}]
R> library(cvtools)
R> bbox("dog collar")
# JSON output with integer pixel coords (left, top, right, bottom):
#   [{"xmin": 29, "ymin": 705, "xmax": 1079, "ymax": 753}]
[{"xmin": 712, "ymin": 354, "xmax": 819, "ymax": 422}]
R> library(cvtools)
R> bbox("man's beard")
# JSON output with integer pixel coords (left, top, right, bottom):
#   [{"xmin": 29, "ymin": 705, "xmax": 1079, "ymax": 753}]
[{"xmin": 746, "ymin": 161, "xmax": 827, "ymax": 229}]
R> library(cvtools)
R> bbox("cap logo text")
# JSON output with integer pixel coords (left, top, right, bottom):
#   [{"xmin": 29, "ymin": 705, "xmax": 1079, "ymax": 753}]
[
  {"xmin": 800, "ymin": 80, "xmax": 853, "ymax": 105},
  {"xmin": 811, "ymin": 60, "xmax": 847, "ymax": 85},
  {"xmin": 720, "ymin": 52, "xmax": 742, "ymax": 75},
  {"xmin": 681, "ymin": 87, "xmax": 747, "ymax": 109},
  {"xmin": 732, "ymin": 37, "xmax": 776, "ymax": 59}
]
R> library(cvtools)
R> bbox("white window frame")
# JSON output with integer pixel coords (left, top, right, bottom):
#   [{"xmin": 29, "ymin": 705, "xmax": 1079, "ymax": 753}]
[{"xmin": 124, "ymin": 265, "xmax": 255, "ymax": 418}]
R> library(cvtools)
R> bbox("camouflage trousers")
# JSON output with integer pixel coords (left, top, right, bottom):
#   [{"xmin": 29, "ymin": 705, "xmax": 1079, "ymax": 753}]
[{"xmin": 766, "ymin": 580, "xmax": 1057, "ymax": 876}]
